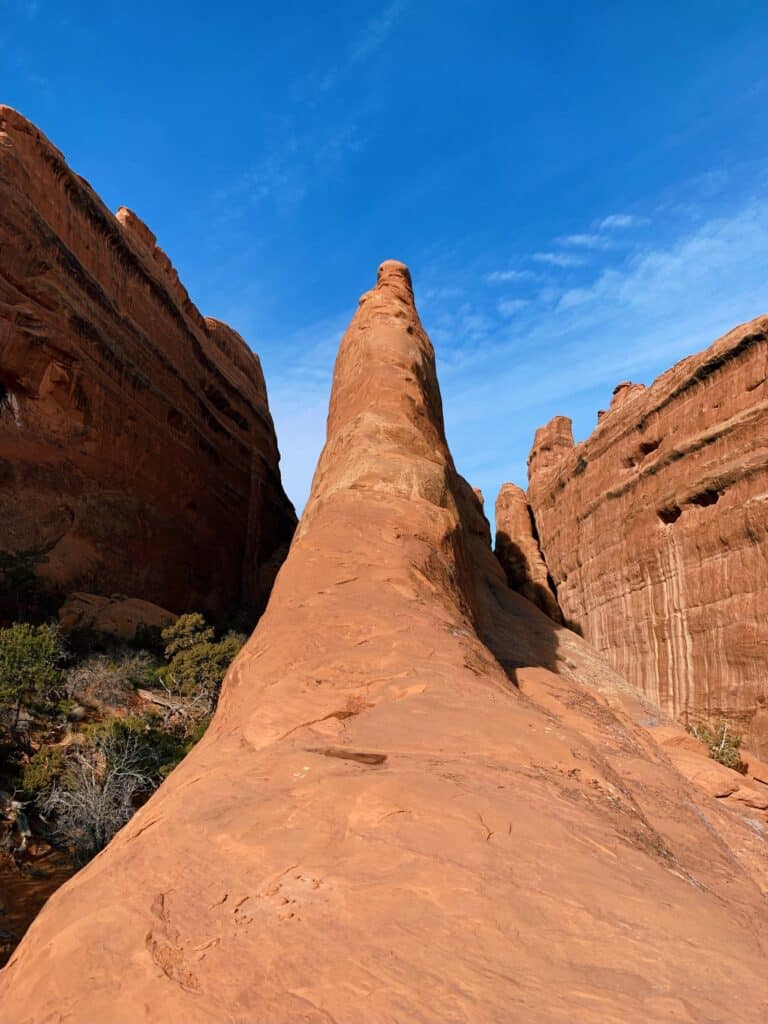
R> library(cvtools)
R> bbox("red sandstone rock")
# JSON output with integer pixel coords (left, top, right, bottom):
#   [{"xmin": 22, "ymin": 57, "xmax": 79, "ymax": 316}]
[
  {"xmin": 58, "ymin": 592, "xmax": 175, "ymax": 644},
  {"xmin": 610, "ymin": 379, "xmax": 646, "ymax": 411},
  {"xmin": 0, "ymin": 107, "xmax": 295, "ymax": 620},
  {"xmin": 494, "ymin": 482, "xmax": 561, "ymax": 622},
  {"xmin": 744, "ymin": 753, "xmax": 768, "ymax": 787},
  {"xmin": 2, "ymin": 262, "xmax": 767, "ymax": 1022},
  {"xmin": 654, "ymin": 733, "xmax": 768, "ymax": 808},
  {"xmin": 528, "ymin": 317, "xmax": 768, "ymax": 756}
]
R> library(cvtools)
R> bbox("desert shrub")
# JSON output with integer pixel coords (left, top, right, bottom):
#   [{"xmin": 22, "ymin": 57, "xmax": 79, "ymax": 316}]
[
  {"xmin": 143, "ymin": 713, "xmax": 211, "ymax": 778},
  {"xmin": 185, "ymin": 715, "xmax": 211, "ymax": 748},
  {"xmin": 0, "ymin": 623, "xmax": 65, "ymax": 729},
  {"xmin": 86, "ymin": 714, "xmax": 214, "ymax": 782},
  {"xmin": 158, "ymin": 616, "xmax": 244, "ymax": 717},
  {"xmin": 11, "ymin": 614, "xmax": 239, "ymax": 864},
  {"xmin": 66, "ymin": 650, "xmax": 157, "ymax": 708},
  {"xmin": 161, "ymin": 613, "xmax": 214, "ymax": 659},
  {"xmin": 110, "ymin": 650, "xmax": 158, "ymax": 688},
  {"xmin": 164, "ymin": 633, "xmax": 242, "ymax": 705},
  {"xmin": 39, "ymin": 712, "xmax": 213, "ymax": 863},
  {"xmin": 41, "ymin": 718, "xmax": 155, "ymax": 863},
  {"xmin": 22, "ymin": 745, "xmax": 68, "ymax": 793},
  {"xmin": 687, "ymin": 720, "xmax": 748, "ymax": 775}
]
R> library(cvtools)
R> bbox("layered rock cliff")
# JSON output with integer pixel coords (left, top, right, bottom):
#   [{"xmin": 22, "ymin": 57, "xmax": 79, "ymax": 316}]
[
  {"xmin": 2, "ymin": 262, "xmax": 766, "ymax": 1023},
  {"xmin": 0, "ymin": 107, "xmax": 295, "ymax": 620},
  {"xmin": 527, "ymin": 317, "xmax": 768, "ymax": 756}
]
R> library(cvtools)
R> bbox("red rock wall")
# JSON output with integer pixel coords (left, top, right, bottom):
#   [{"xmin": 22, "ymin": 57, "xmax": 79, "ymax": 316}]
[
  {"xmin": 528, "ymin": 317, "xmax": 768, "ymax": 755},
  {"xmin": 0, "ymin": 107, "xmax": 295, "ymax": 619},
  {"xmin": 3, "ymin": 262, "xmax": 766, "ymax": 1022},
  {"xmin": 494, "ymin": 482, "xmax": 561, "ymax": 622}
]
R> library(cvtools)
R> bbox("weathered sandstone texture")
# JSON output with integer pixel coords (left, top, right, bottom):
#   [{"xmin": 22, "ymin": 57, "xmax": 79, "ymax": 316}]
[
  {"xmin": 2, "ymin": 264, "xmax": 767, "ymax": 1023},
  {"xmin": 0, "ymin": 107, "xmax": 295, "ymax": 620},
  {"xmin": 527, "ymin": 317, "xmax": 768, "ymax": 755},
  {"xmin": 57, "ymin": 592, "xmax": 175, "ymax": 644},
  {"xmin": 494, "ymin": 482, "xmax": 561, "ymax": 622}
]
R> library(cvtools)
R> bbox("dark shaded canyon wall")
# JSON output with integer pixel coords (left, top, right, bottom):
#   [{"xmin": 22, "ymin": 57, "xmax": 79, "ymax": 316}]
[
  {"xmin": 494, "ymin": 482, "xmax": 562, "ymax": 623},
  {"xmin": 3, "ymin": 263, "xmax": 767, "ymax": 1023},
  {"xmin": 528, "ymin": 316, "xmax": 768, "ymax": 755},
  {"xmin": 0, "ymin": 106, "xmax": 295, "ymax": 620}
]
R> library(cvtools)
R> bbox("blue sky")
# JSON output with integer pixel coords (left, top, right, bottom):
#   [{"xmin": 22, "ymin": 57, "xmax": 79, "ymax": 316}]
[{"xmin": 3, "ymin": 2, "xmax": 768, "ymax": 515}]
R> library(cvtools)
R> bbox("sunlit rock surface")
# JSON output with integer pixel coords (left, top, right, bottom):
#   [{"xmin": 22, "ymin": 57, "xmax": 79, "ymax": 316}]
[
  {"xmin": 528, "ymin": 317, "xmax": 768, "ymax": 756},
  {"xmin": 0, "ymin": 106, "xmax": 295, "ymax": 620}
]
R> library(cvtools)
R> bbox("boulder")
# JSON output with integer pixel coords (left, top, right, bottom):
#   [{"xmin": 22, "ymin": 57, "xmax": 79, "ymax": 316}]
[{"xmin": 58, "ymin": 592, "xmax": 175, "ymax": 644}]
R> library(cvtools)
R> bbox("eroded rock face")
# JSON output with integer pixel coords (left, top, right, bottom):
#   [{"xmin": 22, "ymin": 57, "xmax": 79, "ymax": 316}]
[
  {"xmin": 494, "ymin": 482, "xmax": 561, "ymax": 622},
  {"xmin": 2, "ymin": 264, "xmax": 767, "ymax": 1023},
  {"xmin": 528, "ymin": 317, "xmax": 768, "ymax": 756},
  {"xmin": 0, "ymin": 107, "xmax": 295, "ymax": 620}
]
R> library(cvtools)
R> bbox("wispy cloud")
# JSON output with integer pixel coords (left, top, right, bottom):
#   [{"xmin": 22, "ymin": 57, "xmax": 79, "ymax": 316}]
[
  {"xmin": 532, "ymin": 251, "xmax": 586, "ymax": 267},
  {"xmin": 422, "ymin": 194, "xmax": 768, "ymax": 506},
  {"xmin": 351, "ymin": 1, "xmax": 406, "ymax": 64},
  {"xmin": 214, "ymin": 125, "xmax": 361, "ymax": 213},
  {"xmin": 485, "ymin": 269, "xmax": 535, "ymax": 283},
  {"xmin": 497, "ymin": 298, "xmax": 530, "ymax": 317},
  {"xmin": 557, "ymin": 233, "xmax": 612, "ymax": 249},
  {"xmin": 556, "ymin": 201, "xmax": 767, "ymax": 320},
  {"xmin": 423, "ymin": 285, "xmax": 464, "ymax": 301},
  {"xmin": 300, "ymin": 1, "xmax": 407, "ymax": 99},
  {"xmin": 458, "ymin": 304, "xmax": 493, "ymax": 338},
  {"xmin": 213, "ymin": 5, "xmax": 403, "ymax": 217},
  {"xmin": 597, "ymin": 213, "xmax": 642, "ymax": 229},
  {"xmin": 256, "ymin": 194, "xmax": 768, "ymax": 515}
]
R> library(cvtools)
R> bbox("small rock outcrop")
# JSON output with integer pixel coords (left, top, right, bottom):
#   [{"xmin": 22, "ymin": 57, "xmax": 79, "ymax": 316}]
[
  {"xmin": 2, "ymin": 263, "xmax": 767, "ymax": 1023},
  {"xmin": 0, "ymin": 107, "xmax": 295, "ymax": 620},
  {"xmin": 57, "ymin": 592, "xmax": 175, "ymax": 645},
  {"xmin": 528, "ymin": 316, "xmax": 768, "ymax": 755},
  {"xmin": 494, "ymin": 483, "xmax": 561, "ymax": 622}
]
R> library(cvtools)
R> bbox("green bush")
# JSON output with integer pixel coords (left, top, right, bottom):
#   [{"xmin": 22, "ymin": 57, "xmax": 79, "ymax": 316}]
[
  {"xmin": 22, "ymin": 744, "xmax": 68, "ymax": 793},
  {"xmin": 165, "ymin": 633, "xmax": 242, "ymax": 704},
  {"xmin": 0, "ymin": 622, "xmax": 65, "ymax": 728},
  {"xmin": 156, "ymin": 715, "xmax": 211, "ymax": 778},
  {"xmin": 687, "ymin": 720, "xmax": 748, "ymax": 775},
  {"xmin": 161, "ymin": 613, "xmax": 214, "ymax": 659},
  {"xmin": 5, "ymin": 612, "xmax": 240, "ymax": 865},
  {"xmin": 158, "ymin": 614, "xmax": 244, "ymax": 714}
]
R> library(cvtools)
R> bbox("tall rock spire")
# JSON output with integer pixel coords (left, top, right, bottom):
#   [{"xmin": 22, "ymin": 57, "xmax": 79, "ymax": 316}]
[{"xmin": 3, "ymin": 264, "xmax": 767, "ymax": 1023}]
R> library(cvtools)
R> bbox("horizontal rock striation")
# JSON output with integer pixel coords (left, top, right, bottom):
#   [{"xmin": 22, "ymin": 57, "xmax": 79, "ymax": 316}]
[
  {"xmin": 0, "ymin": 107, "xmax": 295, "ymax": 620},
  {"xmin": 528, "ymin": 317, "xmax": 768, "ymax": 755},
  {"xmin": 2, "ymin": 263, "xmax": 767, "ymax": 1022}
]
